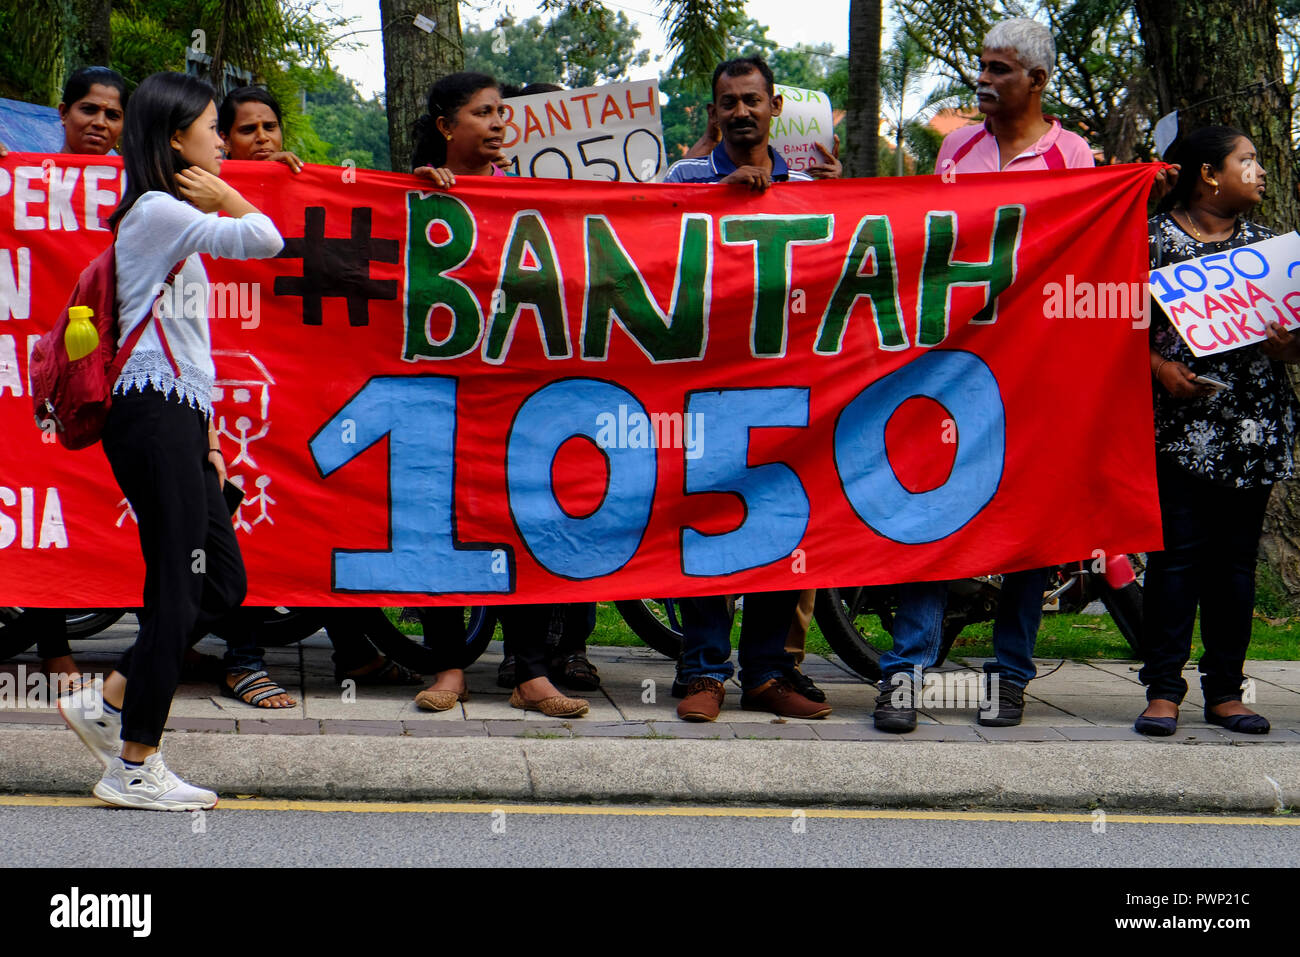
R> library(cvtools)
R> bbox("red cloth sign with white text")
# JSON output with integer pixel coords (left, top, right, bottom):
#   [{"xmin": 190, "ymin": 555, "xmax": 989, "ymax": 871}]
[{"xmin": 0, "ymin": 155, "xmax": 1160, "ymax": 606}]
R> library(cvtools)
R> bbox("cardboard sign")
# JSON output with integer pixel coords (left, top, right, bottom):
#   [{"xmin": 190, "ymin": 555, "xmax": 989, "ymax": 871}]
[
  {"xmin": 500, "ymin": 79, "xmax": 665, "ymax": 183},
  {"xmin": 1150, "ymin": 231, "xmax": 1300, "ymax": 356},
  {"xmin": 771, "ymin": 85, "xmax": 835, "ymax": 174}
]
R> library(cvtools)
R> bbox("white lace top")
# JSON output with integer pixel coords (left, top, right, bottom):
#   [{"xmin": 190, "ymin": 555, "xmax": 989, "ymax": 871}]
[{"xmin": 113, "ymin": 190, "xmax": 283, "ymax": 413}]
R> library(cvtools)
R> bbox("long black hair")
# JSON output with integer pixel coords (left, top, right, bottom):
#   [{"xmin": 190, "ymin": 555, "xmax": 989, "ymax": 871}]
[
  {"xmin": 411, "ymin": 71, "xmax": 497, "ymax": 170},
  {"xmin": 217, "ymin": 85, "xmax": 282, "ymax": 137},
  {"xmin": 1157, "ymin": 125, "xmax": 1248, "ymax": 213},
  {"xmin": 61, "ymin": 65, "xmax": 128, "ymax": 108},
  {"xmin": 109, "ymin": 72, "xmax": 216, "ymax": 229}
]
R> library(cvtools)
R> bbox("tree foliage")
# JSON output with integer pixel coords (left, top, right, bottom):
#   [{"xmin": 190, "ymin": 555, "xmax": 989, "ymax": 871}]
[
  {"xmin": 107, "ymin": 0, "xmax": 340, "ymax": 89},
  {"xmin": 464, "ymin": 7, "xmax": 650, "ymax": 89},
  {"xmin": 292, "ymin": 64, "xmax": 391, "ymax": 170},
  {"xmin": 893, "ymin": 0, "xmax": 1151, "ymax": 162},
  {"xmin": 658, "ymin": 15, "xmax": 847, "ymax": 159}
]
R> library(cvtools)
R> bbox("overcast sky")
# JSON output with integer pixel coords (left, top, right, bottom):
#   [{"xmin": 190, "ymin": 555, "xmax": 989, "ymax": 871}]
[{"xmin": 320, "ymin": 0, "xmax": 853, "ymax": 100}]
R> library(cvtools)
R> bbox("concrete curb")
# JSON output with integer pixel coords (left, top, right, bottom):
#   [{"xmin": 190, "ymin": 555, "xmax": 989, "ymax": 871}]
[{"xmin": 5, "ymin": 729, "xmax": 1299, "ymax": 812}]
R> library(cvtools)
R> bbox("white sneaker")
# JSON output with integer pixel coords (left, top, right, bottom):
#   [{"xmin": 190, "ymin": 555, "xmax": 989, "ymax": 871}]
[
  {"xmin": 58, "ymin": 678, "xmax": 120, "ymax": 768},
  {"xmin": 93, "ymin": 753, "xmax": 218, "ymax": 811}
]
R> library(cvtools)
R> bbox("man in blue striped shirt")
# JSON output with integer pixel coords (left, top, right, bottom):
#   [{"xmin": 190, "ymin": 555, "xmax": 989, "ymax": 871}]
[
  {"xmin": 663, "ymin": 57, "xmax": 813, "ymax": 189},
  {"xmin": 664, "ymin": 57, "xmax": 828, "ymax": 723}
]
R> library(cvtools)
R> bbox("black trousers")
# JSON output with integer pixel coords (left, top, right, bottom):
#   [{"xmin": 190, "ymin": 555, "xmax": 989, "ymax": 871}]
[
  {"xmin": 22, "ymin": 608, "xmax": 71, "ymax": 660},
  {"xmin": 104, "ymin": 389, "xmax": 247, "ymax": 746},
  {"xmin": 1139, "ymin": 459, "xmax": 1271, "ymax": 706},
  {"xmin": 416, "ymin": 603, "xmax": 594, "ymax": 682}
]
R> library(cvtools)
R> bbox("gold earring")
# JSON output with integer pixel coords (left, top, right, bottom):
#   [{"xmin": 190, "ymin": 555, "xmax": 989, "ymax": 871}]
[{"xmin": 445, "ymin": 133, "xmax": 453, "ymax": 142}]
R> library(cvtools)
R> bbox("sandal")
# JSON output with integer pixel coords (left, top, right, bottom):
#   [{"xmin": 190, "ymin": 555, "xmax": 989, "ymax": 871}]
[
  {"xmin": 335, "ymin": 655, "xmax": 423, "ymax": 686},
  {"xmin": 550, "ymin": 653, "xmax": 600, "ymax": 691},
  {"xmin": 222, "ymin": 669, "xmax": 296, "ymax": 708}
]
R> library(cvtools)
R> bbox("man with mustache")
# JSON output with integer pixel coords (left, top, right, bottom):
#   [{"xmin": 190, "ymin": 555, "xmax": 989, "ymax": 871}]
[
  {"xmin": 874, "ymin": 17, "xmax": 1094, "ymax": 734},
  {"xmin": 660, "ymin": 58, "xmax": 830, "ymax": 723}
]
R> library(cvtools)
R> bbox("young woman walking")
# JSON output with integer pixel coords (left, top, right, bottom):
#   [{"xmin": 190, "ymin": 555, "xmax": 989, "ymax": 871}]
[{"xmin": 59, "ymin": 72, "xmax": 284, "ymax": 809}]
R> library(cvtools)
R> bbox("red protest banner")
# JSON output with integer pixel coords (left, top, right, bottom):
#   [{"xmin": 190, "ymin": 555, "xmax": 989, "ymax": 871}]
[{"xmin": 0, "ymin": 154, "xmax": 1160, "ymax": 606}]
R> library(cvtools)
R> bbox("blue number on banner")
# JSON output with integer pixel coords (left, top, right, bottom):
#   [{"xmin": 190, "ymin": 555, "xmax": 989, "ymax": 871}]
[
  {"xmin": 834, "ymin": 351, "xmax": 1004, "ymax": 544},
  {"xmin": 1173, "ymin": 263, "xmax": 1207, "ymax": 292},
  {"xmin": 507, "ymin": 379, "xmax": 656, "ymax": 579},
  {"xmin": 1230, "ymin": 246, "xmax": 1269, "ymax": 279},
  {"xmin": 681, "ymin": 388, "xmax": 810, "ymax": 576},
  {"xmin": 1147, "ymin": 270, "xmax": 1185, "ymax": 303},
  {"xmin": 309, "ymin": 376, "xmax": 512, "ymax": 593}
]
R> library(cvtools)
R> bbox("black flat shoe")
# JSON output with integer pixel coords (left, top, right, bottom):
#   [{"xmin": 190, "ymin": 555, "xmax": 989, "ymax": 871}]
[
  {"xmin": 1204, "ymin": 708, "xmax": 1270, "ymax": 734},
  {"xmin": 1134, "ymin": 714, "xmax": 1178, "ymax": 736}
]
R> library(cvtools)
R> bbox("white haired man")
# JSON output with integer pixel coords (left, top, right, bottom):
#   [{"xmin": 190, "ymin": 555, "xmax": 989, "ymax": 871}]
[{"xmin": 876, "ymin": 18, "xmax": 1092, "ymax": 733}]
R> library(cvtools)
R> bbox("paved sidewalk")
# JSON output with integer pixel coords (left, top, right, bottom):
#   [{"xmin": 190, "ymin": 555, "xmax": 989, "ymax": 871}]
[{"xmin": 2, "ymin": 619, "xmax": 1298, "ymax": 810}]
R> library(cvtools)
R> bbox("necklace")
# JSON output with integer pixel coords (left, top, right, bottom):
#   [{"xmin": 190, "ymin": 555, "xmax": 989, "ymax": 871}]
[{"xmin": 1177, "ymin": 207, "xmax": 1230, "ymax": 243}]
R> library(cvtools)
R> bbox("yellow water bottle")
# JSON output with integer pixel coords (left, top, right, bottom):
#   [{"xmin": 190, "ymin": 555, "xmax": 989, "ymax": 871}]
[{"xmin": 64, "ymin": 305, "xmax": 99, "ymax": 361}]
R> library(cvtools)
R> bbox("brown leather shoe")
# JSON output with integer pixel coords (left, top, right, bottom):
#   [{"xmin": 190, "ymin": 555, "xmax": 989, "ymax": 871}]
[
  {"xmin": 677, "ymin": 677, "xmax": 725, "ymax": 722},
  {"xmin": 741, "ymin": 677, "xmax": 832, "ymax": 719}
]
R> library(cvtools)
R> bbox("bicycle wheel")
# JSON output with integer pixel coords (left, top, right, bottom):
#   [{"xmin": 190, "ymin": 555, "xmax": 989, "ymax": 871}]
[
  {"xmin": 210, "ymin": 607, "xmax": 328, "ymax": 647},
  {"xmin": 0, "ymin": 608, "xmax": 128, "ymax": 660},
  {"xmin": 1093, "ymin": 578, "xmax": 1143, "ymax": 659},
  {"xmin": 614, "ymin": 599, "xmax": 684, "ymax": 659},
  {"xmin": 813, "ymin": 587, "xmax": 894, "ymax": 681},
  {"xmin": 64, "ymin": 609, "xmax": 128, "ymax": 640},
  {"xmin": 365, "ymin": 606, "xmax": 498, "ymax": 673}
]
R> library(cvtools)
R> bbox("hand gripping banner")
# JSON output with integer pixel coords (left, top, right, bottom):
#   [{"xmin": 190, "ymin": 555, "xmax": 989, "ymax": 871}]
[{"xmin": 0, "ymin": 155, "xmax": 1161, "ymax": 606}]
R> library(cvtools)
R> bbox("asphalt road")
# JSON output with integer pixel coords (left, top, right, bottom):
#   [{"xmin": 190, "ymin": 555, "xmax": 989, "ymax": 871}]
[{"xmin": 2, "ymin": 799, "xmax": 1297, "ymax": 868}]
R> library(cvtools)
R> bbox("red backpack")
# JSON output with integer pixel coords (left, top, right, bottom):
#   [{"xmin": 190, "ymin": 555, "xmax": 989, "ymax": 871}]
[{"xmin": 31, "ymin": 244, "xmax": 183, "ymax": 450}]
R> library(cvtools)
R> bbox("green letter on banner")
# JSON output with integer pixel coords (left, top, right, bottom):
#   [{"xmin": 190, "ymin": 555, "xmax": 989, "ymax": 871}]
[
  {"xmin": 815, "ymin": 215, "xmax": 906, "ymax": 353},
  {"xmin": 720, "ymin": 215, "xmax": 832, "ymax": 356},
  {"xmin": 484, "ymin": 211, "xmax": 570, "ymax": 363},
  {"xmin": 581, "ymin": 214, "xmax": 710, "ymax": 362},
  {"xmin": 405, "ymin": 192, "xmax": 483, "ymax": 360},
  {"xmin": 916, "ymin": 205, "xmax": 1024, "ymax": 347}
]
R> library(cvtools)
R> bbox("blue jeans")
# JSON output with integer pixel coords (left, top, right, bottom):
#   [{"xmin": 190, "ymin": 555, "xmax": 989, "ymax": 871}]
[
  {"xmin": 882, "ymin": 570, "xmax": 1046, "ymax": 688},
  {"xmin": 678, "ymin": 591, "xmax": 798, "ymax": 691}
]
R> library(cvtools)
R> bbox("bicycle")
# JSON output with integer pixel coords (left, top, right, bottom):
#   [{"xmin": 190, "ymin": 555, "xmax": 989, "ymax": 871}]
[{"xmin": 613, "ymin": 558, "xmax": 1145, "ymax": 683}]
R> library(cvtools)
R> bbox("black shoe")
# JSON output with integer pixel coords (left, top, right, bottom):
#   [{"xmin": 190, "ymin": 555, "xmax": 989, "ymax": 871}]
[
  {"xmin": 671, "ymin": 673, "xmax": 689, "ymax": 699},
  {"xmin": 873, "ymin": 676, "xmax": 917, "ymax": 733},
  {"xmin": 786, "ymin": 668, "xmax": 827, "ymax": 703},
  {"xmin": 497, "ymin": 654, "xmax": 516, "ymax": 690},
  {"xmin": 549, "ymin": 653, "xmax": 601, "ymax": 691},
  {"xmin": 1204, "ymin": 706, "xmax": 1270, "ymax": 734},
  {"xmin": 978, "ymin": 678, "xmax": 1025, "ymax": 727}
]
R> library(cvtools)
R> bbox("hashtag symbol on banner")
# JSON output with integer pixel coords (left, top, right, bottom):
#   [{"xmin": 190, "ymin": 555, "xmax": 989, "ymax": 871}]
[{"xmin": 274, "ymin": 206, "xmax": 399, "ymax": 326}]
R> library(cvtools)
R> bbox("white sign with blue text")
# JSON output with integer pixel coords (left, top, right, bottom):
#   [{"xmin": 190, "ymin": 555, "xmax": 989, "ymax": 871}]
[{"xmin": 1150, "ymin": 231, "xmax": 1300, "ymax": 357}]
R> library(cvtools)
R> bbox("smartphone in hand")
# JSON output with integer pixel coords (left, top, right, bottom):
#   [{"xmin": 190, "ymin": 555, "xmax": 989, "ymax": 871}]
[
  {"xmin": 1193, "ymin": 373, "xmax": 1231, "ymax": 392},
  {"xmin": 222, "ymin": 480, "xmax": 245, "ymax": 516}
]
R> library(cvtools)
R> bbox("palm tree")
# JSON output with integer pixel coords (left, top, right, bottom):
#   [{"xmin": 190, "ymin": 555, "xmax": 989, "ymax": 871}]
[{"xmin": 880, "ymin": 30, "xmax": 927, "ymax": 176}]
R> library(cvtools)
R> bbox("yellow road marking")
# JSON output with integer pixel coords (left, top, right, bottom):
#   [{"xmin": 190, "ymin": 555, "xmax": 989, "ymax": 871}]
[{"xmin": 0, "ymin": 794, "xmax": 1295, "ymax": 825}]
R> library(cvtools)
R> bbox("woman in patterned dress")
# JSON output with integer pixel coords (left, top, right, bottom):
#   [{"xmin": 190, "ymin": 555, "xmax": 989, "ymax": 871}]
[{"xmin": 1137, "ymin": 125, "xmax": 1300, "ymax": 736}]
